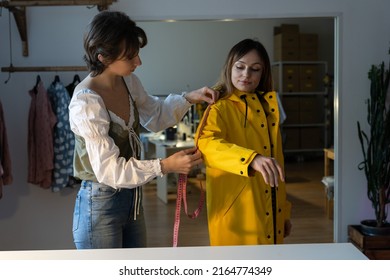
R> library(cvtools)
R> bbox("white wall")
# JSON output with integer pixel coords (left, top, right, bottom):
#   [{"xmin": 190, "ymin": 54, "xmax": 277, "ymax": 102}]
[
  {"xmin": 0, "ymin": 0, "xmax": 389, "ymax": 250},
  {"xmin": 136, "ymin": 18, "xmax": 333, "ymax": 95}
]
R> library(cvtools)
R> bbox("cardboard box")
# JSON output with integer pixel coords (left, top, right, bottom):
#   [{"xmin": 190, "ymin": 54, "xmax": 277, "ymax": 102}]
[
  {"xmin": 273, "ymin": 65, "xmax": 300, "ymax": 91},
  {"xmin": 300, "ymin": 111, "xmax": 323, "ymax": 124},
  {"xmin": 274, "ymin": 33, "xmax": 300, "ymax": 49},
  {"xmin": 274, "ymin": 24, "xmax": 300, "ymax": 35},
  {"xmin": 275, "ymin": 79, "xmax": 300, "ymax": 92},
  {"xmin": 274, "ymin": 47, "xmax": 300, "ymax": 61},
  {"xmin": 273, "ymin": 65, "xmax": 300, "ymax": 81},
  {"xmin": 299, "ymin": 33, "xmax": 319, "ymax": 49},
  {"xmin": 284, "ymin": 111, "xmax": 300, "ymax": 124},
  {"xmin": 299, "ymin": 96, "xmax": 324, "ymax": 124},
  {"xmin": 282, "ymin": 96, "xmax": 301, "ymax": 124},
  {"xmin": 281, "ymin": 96, "xmax": 300, "ymax": 112},
  {"xmin": 300, "ymin": 127, "xmax": 324, "ymax": 149},
  {"xmin": 299, "ymin": 48, "xmax": 318, "ymax": 61},
  {"xmin": 299, "ymin": 65, "xmax": 320, "ymax": 80},
  {"xmin": 283, "ymin": 128, "xmax": 300, "ymax": 150},
  {"xmin": 300, "ymin": 79, "xmax": 319, "ymax": 92},
  {"xmin": 300, "ymin": 95, "xmax": 323, "ymax": 110},
  {"xmin": 273, "ymin": 31, "xmax": 300, "ymax": 62}
]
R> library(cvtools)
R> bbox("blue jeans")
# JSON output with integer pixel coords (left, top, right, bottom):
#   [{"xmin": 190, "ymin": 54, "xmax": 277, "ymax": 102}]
[{"xmin": 72, "ymin": 180, "xmax": 146, "ymax": 249}]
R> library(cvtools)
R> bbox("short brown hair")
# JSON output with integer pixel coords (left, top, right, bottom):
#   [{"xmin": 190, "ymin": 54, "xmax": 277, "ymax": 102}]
[{"xmin": 83, "ymin": 11, "xmax": 147, "ymax": 76}]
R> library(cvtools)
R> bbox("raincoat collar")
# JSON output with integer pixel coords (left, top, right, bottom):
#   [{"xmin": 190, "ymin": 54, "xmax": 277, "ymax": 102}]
[{"xmin": 229, "ymin": 89, "xmax": 266, "ymax": 128}]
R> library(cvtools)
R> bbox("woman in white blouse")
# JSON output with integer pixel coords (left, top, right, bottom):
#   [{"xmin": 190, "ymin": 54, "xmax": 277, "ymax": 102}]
[{"xmin": 69, "ymin": 11, "xmax": 218, "ymax": 249}]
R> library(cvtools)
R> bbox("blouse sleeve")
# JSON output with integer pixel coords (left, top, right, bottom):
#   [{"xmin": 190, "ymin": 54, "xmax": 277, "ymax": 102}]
[
  {"xmin": 69, "ymin": 89, "xmax": 163, "ymax": 189},
  {"xmin": 124, "ymin": 74, "xmax": 191, "ymax": 132}
]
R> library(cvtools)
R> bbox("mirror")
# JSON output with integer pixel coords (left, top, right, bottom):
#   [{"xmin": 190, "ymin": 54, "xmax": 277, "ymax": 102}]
[
  {"xmin": 0, "ymin": 15, "xmax": 336, "ymax": 250},
  {"xmin": 136, "ymin": 17, "xmax": 336, "ymax": 246}
]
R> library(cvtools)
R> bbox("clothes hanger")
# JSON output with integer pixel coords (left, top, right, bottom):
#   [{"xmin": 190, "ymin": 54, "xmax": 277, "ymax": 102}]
[
  {"xmin": 35, "ymin": 74, "xmax": 41, "ymax": 86},
  {"xmin": 52, "ymin": 74, "xmax": 60, "ymax": 85},
  {"xmin": 66, "ymin": 74, "xmax": 81, "ymax": 98},
  {"xmin": 72, "ymin": 74, "xmax": 81, "ymax": 85},
  {"xmin": 33, "ymin": 75, "xmax": 41, "ymax": 94}
]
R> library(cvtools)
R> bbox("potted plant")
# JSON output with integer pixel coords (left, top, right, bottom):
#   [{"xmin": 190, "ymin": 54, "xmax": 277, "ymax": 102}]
[
  {"xmin": 356, "ymin": 49, "xmax": 390, "ymax": 234},
  {"xmin": 348, "ymin": 49, "xmax": 390, "ymax": 259}
]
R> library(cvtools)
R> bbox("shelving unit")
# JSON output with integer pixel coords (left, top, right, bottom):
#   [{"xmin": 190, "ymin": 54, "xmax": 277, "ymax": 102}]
[{"xmin": 272, "ymin": 60, "xmax": 330, "ymax": 156}]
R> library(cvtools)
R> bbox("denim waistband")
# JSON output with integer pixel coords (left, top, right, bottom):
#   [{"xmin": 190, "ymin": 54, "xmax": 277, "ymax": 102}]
[
  {"xmin": 80, "ymin": 180, "xmax": 122, "ymax": 191},
  {"xmin": 80, "ymin": 180, "xmax": 142, "ymax": 220}
]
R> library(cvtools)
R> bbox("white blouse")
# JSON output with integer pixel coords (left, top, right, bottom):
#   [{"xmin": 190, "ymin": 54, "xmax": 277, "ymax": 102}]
[{"xmin": 68, "ymin": 73, "xmax": 191, "ymax": 189}]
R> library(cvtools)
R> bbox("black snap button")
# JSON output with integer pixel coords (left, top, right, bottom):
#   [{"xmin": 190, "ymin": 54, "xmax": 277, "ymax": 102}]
[
  {"xmin": 272, "ymin": 123, "xmax": 275, "ymax": 126},
  {"xmin": 261, "ymin": 124, "xmax": 264, "ymax": 127},
  {"xmin": 241, "ymin": 158, "xmax": 245, "ymax": 162},
  {"xmin": 264, "ymin": 146, "xmax": 267, "ymax": 149},
  {"xmin": 267, "ymin": 235, "xmax": 271, "ymax": 239},
  {"xmin": 240, "ymin": 171, "xmax": 243, "ymax": 175}
]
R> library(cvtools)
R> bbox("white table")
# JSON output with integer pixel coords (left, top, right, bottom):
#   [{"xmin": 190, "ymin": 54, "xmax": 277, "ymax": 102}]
[
  {"xmin": 0, "ymin": 243, "xmax": 367, "ymax": 260},
  {"xmin": 0, "ymin": 243, "xmax": 370, "ymax": 279},
  {"xmin": 148, "ymin": 137, "xmax": 195, "ymax": 203}
]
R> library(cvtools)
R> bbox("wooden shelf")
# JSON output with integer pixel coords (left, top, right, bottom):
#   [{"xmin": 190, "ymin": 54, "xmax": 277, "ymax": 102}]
[
  {"xmin": 348, "ymin": 225, "xmax": 390, "ymax": 260},
  {"xmin": 0, "ymin": 1, "xmax": 115, "ymax": 7},
  {"xmin": 1, "ymin": 65, "xmax": 88, "ymax": 72}
]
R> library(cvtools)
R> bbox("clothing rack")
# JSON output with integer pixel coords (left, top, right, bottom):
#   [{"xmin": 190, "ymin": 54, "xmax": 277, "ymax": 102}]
[{"xmin": 1, "ymin": 66, "xmax": 88, "ymax": 72}]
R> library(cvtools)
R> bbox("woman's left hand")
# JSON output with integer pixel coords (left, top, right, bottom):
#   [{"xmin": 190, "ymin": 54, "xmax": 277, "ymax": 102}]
[
  {"xmin": 284, "ymin": 220, "xmax": 292, "ymax": 237},
  {"xmin": 249, "ymin": 154, "xmax": 285, "ymax": 187},
  {"xmin": 185, "ymin": 86, "xmax": 219, "ymax": 104}
]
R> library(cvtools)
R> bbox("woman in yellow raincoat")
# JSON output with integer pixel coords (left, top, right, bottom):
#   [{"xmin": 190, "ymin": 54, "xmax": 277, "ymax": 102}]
[{"xmin": 195, "ymin": 39, "xmax": 292, "ymax": 246}]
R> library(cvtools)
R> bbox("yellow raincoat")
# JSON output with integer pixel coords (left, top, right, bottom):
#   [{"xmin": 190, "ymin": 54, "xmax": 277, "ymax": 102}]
[{"xmin": 195, "ymin": 89, "xmax": 291, "ymax": 246}]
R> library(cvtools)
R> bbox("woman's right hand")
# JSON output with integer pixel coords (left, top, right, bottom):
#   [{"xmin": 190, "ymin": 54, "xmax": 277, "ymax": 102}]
[
  {"xmin": 160, "ymin": 147, "xmax": 203, "ymax": 174},
  {"xmin": 250, "ymin": 154, "xmax": 285, "ymax": 187}
]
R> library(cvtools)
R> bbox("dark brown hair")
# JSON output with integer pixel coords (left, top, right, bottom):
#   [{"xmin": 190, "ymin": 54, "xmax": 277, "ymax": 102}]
[{"xmin": 83, "ymin": 11, "xmax": 147, "ymax": 76}]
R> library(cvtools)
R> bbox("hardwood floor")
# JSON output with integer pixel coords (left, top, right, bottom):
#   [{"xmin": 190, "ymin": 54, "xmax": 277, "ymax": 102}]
[
  {"xmin": 283, "ymin": 157, "xmax": 334, "ymax": 244},
  {"xmin": 143, "ymin": 156, "xmax": 334, "ymax": 247}
]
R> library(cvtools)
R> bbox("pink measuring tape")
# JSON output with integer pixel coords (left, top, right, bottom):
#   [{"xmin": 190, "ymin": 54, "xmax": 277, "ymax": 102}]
[
  {"xmin": 172, "ymin": 105, "xmax": 212, "ymax": 247},
  {"xmin": 172, "ymin": 173, "xmax": 205, "ymax": 247}
]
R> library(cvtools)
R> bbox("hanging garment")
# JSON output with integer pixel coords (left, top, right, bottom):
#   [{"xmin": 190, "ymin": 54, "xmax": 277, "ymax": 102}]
[
  {"xmin": 47, "ymin": 77, "xmax": 75, "ymax": 192},
  {"xmin": 65, "ymin": 74, "xmax": 81, "ymax": 98},
  {"xmin": 0, "ymin": 99, "xmax": 13, "ymax": 199},
  {"xmin": 27, "ymin": 77, "xmax": 57, "ymax": 188}
]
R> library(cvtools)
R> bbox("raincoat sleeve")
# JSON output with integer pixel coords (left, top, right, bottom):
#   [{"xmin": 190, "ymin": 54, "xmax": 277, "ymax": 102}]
[{"xmin": 195, "ymin": 105, "xmax": 258, "ymax": 177}]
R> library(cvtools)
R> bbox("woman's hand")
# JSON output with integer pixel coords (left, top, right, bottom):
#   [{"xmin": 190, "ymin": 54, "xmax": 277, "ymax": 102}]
[
  {"xmin": 284, "ymin": 220, "xmax": 292, "ymax": 237},
  {"xmin": 160, "ymin": 147, "xmax": 202, "ymax": 174},
  {"xmin": 250, "ymin": 154, "xmax": 285, "ymax": 187},
  {"xmin": 184, "ymin": 87, "xmax": 219, "ymax": 104}
]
